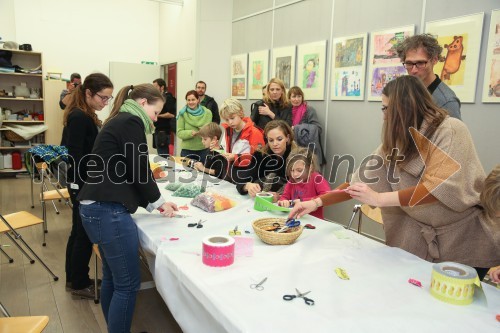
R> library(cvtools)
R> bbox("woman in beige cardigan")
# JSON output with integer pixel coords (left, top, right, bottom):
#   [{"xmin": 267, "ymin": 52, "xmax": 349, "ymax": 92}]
[{"xmin": 289, "ymin": 76, "xmax": 499, "ymax": 280}]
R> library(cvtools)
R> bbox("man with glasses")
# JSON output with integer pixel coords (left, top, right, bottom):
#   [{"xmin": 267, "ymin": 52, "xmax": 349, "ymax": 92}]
[{"xmin": 396, "ymin": 34, "xmax": 461, "ymax": 119}]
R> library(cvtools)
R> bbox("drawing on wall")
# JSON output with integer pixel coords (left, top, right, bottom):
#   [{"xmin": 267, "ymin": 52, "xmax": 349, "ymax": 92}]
[
  {"xmin": 297, "ymin": 41, "xmax": 327, "ymax": 100},
  {"xmin": 331, "ymin": 33, "xmax": 367, "ymax": 100},
  {"xmin": 483, "ymin": 9, "xmax": 500, "ymax": 103},
  {"xmin": 231, "ymin": 54, "xmax": 247, "ymax": 99},
  {"xmin": 248, "ymin": 50, "xmax": 269, "ymax": 99},
  {"xmin": 367, "ymin": 25, "xmax": 415, "ymax": 101},
  {"xmin": 426, "ymin": 12, "xmax": 484, "ymax": 103},
  {"xmin": 272, "ymin": 45, "xmax": 296, "ymax": 89}
]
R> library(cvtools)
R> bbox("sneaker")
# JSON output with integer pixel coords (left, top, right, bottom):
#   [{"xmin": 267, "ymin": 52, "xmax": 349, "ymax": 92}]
[
  {"xmin": 66, "ymin": 279, "xmax": 102, "ymax": 292},
  {"xmin": 71, "ymin": 284, "xmax": 98, "ymax": 300}
]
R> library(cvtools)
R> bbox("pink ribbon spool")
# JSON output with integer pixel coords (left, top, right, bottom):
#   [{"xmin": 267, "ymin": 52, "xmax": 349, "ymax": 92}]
[{"xmin": 202, "ymin": 236, "xmax": 235, "ymax": 267}]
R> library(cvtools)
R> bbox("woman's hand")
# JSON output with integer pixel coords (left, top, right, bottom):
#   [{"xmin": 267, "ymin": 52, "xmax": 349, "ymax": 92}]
[
  {"xmin": 258, "ymin": 103, "xmax": 274, "ymax": 118},
  {"xmin": 159, "ymin": 202, "xmax": 178, "ymax": 217},
  {"xmin": 288, "ymin": 199, "xmax": 319, "ymax": 219},
  {"xmin": 223, "ymin": 153, "xmax": 236, "ymax": 162},
  {"xmin": 490, "ymin": 267, "xmax": 500, "ymax": 283},
  {"xmin": 245, "ymin": 183, "xmax": 262, "ymax": 197},
  {"xmin": 345, "ymin": 182, "xmax": 381, "ymax": 206},
  {"xmin": 191, "ymin": 130, "xmax": 198, "ymax": 137}
]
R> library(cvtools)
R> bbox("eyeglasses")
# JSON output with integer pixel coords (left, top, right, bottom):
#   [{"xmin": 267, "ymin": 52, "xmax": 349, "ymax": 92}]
[
  {"xmin": 95, "ymin": 93, "xmax": 114, "ymax": 103},
  {"xmin": 402, "ymin": 60, "xmax": 429, "ymax": 70},
  {"xmin": 381, "ymin": 106, "xmax": 388, "ymax": 112}
]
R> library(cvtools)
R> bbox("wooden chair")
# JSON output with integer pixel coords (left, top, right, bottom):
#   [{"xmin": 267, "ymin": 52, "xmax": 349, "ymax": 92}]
[
  {"xmin": 347, "ymin": 204, "xmax": 383, "ymax": 233},
  {"xmin": 0, "ymin": 211, "xmax": 59, "ymax": 281},
  {"xmin": 0, "ymin": 316, "xmax": 49, "ymax": 333}
]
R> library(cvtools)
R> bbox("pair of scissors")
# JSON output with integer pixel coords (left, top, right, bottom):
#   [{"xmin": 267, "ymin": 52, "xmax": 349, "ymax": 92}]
[
  {"xmin": 263, "ymin": 222, "xmax": 281, "ymax": 232},
  {"xmin": 283, "ymin": 288, "xmax": 315, "ymax": 306},
  {"xmin": 250, "ymin": 277, "xmax": 268, "ymax": 291},
  {"xmin": 229, "ymin": 226, "xmax": 241, "ymax": 236},
  {"xmin": 187, "ymin": 219, "xmax": 206, "ymax": 228},
  {"xmin": 276, "ymin": 218, "xmax": 301, "ymax": 233}
]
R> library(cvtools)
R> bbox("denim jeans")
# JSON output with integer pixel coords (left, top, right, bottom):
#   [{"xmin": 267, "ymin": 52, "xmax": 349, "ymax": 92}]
[{"xmin": 80, "ymin": 202, "xmax": 141, "ymax": 333}]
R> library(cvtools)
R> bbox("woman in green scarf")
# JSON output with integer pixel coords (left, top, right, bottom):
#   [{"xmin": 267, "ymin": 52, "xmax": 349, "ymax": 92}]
[
  {"xmin": 77, "ymin": 83, "xmax": 178, "ymax": 333},
  {"xmin": 177, "ymin": 90, "xmax": 213, "ymax": 163}
]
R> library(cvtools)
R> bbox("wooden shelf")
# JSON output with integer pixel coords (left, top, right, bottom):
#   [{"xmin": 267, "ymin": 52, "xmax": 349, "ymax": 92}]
[
  {"xmin": 3, "ymin": 49, "xmax": 41, "ymax": 56},
  {"xmin": 0, "ymin": 97, "xmax": 43, "ymax": 101},
  {"xmin": 0, "ymin": 146, "xmax": 34, "ymax": 150},
  {"xmin": 2, "ymin": 120, "xmax": 45, "ymax": 123},
  {"xmin": 0, "ymin": 72, "xmax": 43, "ymax": 77},
  {"xmin": 0, "ymin": 167, "xmax": 27, "ymax": 173}
]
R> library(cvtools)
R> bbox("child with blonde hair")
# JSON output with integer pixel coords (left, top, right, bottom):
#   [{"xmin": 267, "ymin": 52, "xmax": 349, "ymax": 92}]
[{"xmin": 277, "ymin": 148, "xmax": 330, "ymax": 219}]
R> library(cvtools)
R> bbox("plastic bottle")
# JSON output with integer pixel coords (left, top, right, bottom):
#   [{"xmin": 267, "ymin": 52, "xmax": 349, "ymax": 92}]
[
  {"xmin": 12, "ymin": 151, "xmax": 22, "ymax": 170},
  {"xmin": 4, "ymin": 152, "xmax": 12, "ymax": 169},
  {"xmin": 0, "ymin": 152, "xmax": 4, "ymax": 169}
]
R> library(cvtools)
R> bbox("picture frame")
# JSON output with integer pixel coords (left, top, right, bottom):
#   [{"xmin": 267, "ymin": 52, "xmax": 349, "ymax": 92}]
[
  {"xmin": 425, "ymin": 12, "xmax": 485, "ymax": 103},
  {"xmin": 296, "ymin": 40, "xmax": 327, "ymax": 100},
  {"xmin": 231, "ymin": 54, "xmax": 248, "ymax": 99},
  {"xmin": 271, "ymin": 45, "xmax": 296, "ymax": 90},
  {"xmin": 248, "ymin": 50, "xmax": 269, "ymax": 100},
  {"xmin": 367, "ymin": 25, "xmax": 415, "ymax": 101},
  {"xmin": 482, "ymin": 9, "xmax": 500, "ymax": 103},
  {"xmin": 331, "ymin": 33, "xmax": 368, "ymax": 101}
]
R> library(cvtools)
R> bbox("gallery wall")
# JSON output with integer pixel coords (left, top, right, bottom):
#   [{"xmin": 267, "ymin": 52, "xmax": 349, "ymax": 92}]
[{"xmin": 232, "ymin": 0, "xmax": 500, "ymax": 239}]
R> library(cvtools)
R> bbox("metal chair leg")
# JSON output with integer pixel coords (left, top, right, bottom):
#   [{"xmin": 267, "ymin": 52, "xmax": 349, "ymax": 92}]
[
  {"xmin": 0, "ymin": 246, "xmax": 14, "ymax": 263},
  {"xmin": 5, "ymin": 233, "xmax": 35, "ymax": 264},
  {"xmin": 0, "ymin": 301, "xmax": 11, "ymax": 317},
  {"xmin": 94, "ymin": 250, "xmax": 99, "ymax": 304}
]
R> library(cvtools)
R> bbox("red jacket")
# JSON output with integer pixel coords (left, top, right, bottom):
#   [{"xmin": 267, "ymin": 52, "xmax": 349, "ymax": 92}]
[{"xmin": 221, "ymin": 117, "xmax": 265, "ymax": 167}]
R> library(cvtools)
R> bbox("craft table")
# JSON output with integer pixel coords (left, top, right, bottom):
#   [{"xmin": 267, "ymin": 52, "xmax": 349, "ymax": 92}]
[{"xmin": 132, "ymin": 169, "xmax": 500, "ymax": 333}]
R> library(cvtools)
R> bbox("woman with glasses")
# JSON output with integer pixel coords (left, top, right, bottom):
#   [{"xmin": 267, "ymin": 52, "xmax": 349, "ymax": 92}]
[
  {"xmin": 289, "ymin": 75, "xmax": 499, "ymax": 280},
  {"xmin": 78, "ymin": 84, "xmax": 178, "ymax": 333},
  {"xmin": 61, "ymin": 73, "xmax": 113, "ymax": 299},
  {"xmin": 176, "ymin": 90, "xmax": 213, "ymax": 163}
]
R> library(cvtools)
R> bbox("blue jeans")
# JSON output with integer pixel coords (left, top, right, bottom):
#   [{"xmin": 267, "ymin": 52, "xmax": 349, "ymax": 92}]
[{"xmin": 80, "ymin": 202, "xmax": 141, "ymax": 333}]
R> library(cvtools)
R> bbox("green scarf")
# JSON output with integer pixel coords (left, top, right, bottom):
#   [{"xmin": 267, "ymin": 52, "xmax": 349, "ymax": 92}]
[{"xmin": 119, "ymin": 99, "xmax": 154, "ymax": 135}]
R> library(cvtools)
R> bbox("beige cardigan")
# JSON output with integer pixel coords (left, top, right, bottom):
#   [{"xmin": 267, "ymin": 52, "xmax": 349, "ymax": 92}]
[{"xmin": 352, "ymin": 117, "xmax": 500, "ymax": 268}]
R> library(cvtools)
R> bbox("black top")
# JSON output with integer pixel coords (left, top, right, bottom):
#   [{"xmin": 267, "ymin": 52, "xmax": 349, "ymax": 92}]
[
  {"xmin": 250, "ymin": 100, "xmax": 292, "ymax": 130},
  {"xmin": 235, "ymin": 144, "xmax": 292, "ymax": 194},
  {"xmin": 203, "ymin": 150, "xmax": 228, "ymax": 180},
  {"xmin": 77, "ymin": 113, "xmax": 162, "ymax": 213},
  {"xmin": 154, "ymin": 92, "xmax": 177, "ymax": 132},
  {"xmin": 427, "ymin": 74, "xmax": 441, "ymax": 94},
  {"xmin": 200, "ymin": 95, "xmax": 220, "ymax": 124},
  {"xmin": 60, "ymin": 108, "xmax": 99, "ymax": 188}
]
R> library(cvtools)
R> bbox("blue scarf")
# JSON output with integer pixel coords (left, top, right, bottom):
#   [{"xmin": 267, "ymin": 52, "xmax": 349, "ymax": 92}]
[{"xmin": 177, "ymin": 104, "xmax": 205, "ymax": 119}]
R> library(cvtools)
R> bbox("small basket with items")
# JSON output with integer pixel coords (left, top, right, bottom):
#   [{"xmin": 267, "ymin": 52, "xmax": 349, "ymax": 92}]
[{"xmin": 252, "ymin": 217, "xmax": 303, "ymax": 245}]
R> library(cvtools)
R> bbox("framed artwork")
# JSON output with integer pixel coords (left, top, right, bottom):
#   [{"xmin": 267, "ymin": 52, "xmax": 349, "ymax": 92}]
[
  {"xmin": 367, "ymin": 25, "xmax": 414, "ymax": 101},
  {"xmin": 425, "ymin": 13, "xmax": 484, "ymax": 103},
  {"xmin": 231, "ymin": 54, "xmax": 247, "ymax": 99},
  {"xmin": 331, "ymin": 33, "xmax": 368, "ymax": 100},
  {"xmin": 482, "ymin": 9, "xmax": 500, "ymax": 103},
  {"xmin": 297, "ymin": 40, "xmax": 327, "ymax": 100},
  {"xmin": 271, "ymin": 45, "xmax": 296, "ymax": 89},
  {"xmin": 248, "ymin": 50, "xmax": 269, "ymax": 100}
]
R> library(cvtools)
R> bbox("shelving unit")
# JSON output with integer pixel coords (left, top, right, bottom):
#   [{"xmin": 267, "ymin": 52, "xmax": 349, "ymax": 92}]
[{"xmin": 0, "ymin": 50, "xmax": 46, "ymax": 174}]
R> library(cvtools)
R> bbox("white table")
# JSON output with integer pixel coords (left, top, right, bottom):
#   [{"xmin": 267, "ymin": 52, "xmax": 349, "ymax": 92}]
[{"xmin": 133, "ymin": 171, "xmax": 500, "ymax": 333}]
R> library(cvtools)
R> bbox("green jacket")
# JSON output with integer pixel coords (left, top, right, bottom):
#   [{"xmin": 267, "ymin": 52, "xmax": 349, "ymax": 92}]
[{"xmin": 176, "ymin": 106, "xmax": 213, "ymax": 151}]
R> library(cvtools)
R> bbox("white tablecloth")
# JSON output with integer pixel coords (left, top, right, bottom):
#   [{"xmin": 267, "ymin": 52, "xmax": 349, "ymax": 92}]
[{"xmin": 133, "ymin": 172, "xmax": 500, "ymax": 333}]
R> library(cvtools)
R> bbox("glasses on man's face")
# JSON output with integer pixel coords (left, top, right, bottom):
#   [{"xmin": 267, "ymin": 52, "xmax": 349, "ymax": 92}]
[
  {"xmin": 381, "ymin": 106, "xmax": 388, "ymax": 113},
  {"xmin": 402, "ymin": 60, "xmax": 429, "ymax": 70},
  {"xmin": 95, "ymin": 93, "xmax": 114, "ymax": 103}
]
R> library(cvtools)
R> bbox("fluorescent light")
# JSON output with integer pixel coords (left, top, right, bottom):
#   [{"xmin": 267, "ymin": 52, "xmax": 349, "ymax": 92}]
[{"xmin": 147, "ymin": 0, "xmax": 183, "ymax": 5}]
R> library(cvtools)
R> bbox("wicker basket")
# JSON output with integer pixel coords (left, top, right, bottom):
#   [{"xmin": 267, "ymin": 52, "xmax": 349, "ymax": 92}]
[
  {"xmin": 4, "ymin": 130, "xmax": 25, "ymax": 142},
  {"xmin": 252, "ymin": 218, "xmax": 303, "ymax": 245}
]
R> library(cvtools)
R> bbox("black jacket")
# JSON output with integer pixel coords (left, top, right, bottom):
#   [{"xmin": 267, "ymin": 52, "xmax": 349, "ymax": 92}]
[
  {"xmin": 235, "ymin": 144, "xmax": 292, "ymax": 195},
  {"xmin": 60, "ymin": 108, "xmax": 99, "ymax": 188},
  {"xmin": 250, "ymin": 100, "xmax": 292, "ymax": 130},
  {"xmin": 200, "ymin": 95, "xmax": 220, "ymax": 124},
  {"xmin": 154, "ymin": 91, "xmax": 177, "ymax": 132},
  {"xmin": 77, "ymin": 113, "xmax": 162, "ymax": 213}
]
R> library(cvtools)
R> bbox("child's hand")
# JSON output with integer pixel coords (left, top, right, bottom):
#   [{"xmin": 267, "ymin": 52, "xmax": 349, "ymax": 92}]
[
  {"xmin": 245, "ymin": 183, "xmax": 262, "ymax": 197},
  {"xmin": 193, "ymin": 162, "xmax": 204, "ymax": 171},
  {"xmin": 278, "ymin": 200, "xmax": 290, "ymax": 208},
  {"xmin": 223, "ymin": 153, "xmax": 236, "ymax": 162},
  {"xmin": 209, "ymin": 140, "xmax": 219, "ymax": 150},
  {"xmin": 491, "ymin": 267, "xmax": 500, "ymax": 283}
]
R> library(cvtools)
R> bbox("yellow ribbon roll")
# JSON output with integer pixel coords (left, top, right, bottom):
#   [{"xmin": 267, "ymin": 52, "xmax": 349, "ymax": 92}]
[{"xmin": 430, "ymin": 262, "xmax": 481, "ymax": 305}]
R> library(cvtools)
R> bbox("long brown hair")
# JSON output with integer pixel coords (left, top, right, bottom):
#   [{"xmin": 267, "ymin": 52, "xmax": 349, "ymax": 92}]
[
  {"xmin": 263, "ymin": 78, "xmax": 290, "ymax": 108},
  {"xmin": 63, "ymin": 73, "xmax": 113, "ymax": 127},
  {"xmin": 105, "ymin": 83, "xmax": 164, "ymax": 124},
  {"xmin": 259, "ymin": 120, "xmax": 297, "ymax": 155},
  {"xmin": 381, "ymin": 75, "xmax": 447, "ymax": 164}
]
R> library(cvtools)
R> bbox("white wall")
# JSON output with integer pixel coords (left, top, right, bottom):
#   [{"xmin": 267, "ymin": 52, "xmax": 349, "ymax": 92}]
[{"xmin": 4, "ymin": 0, "xmax": 160, "ymax": 80}]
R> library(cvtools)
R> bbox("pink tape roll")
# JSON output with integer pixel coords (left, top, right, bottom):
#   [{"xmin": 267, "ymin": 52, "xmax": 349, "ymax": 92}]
[{"xmin": 202, "ymin": 236, "xmax": 235, "ymax": 267}]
